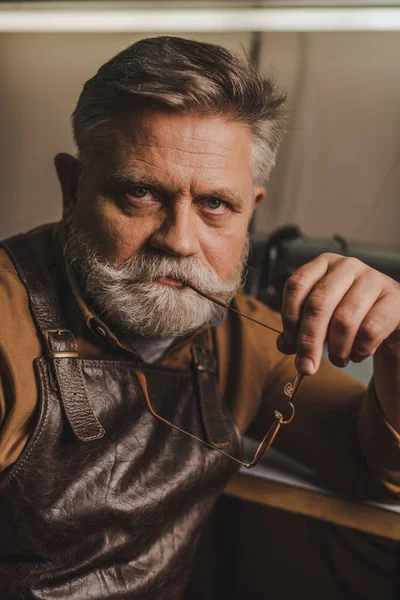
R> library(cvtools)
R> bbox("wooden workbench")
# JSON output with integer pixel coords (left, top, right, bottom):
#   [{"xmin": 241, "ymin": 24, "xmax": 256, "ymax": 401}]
[{"xmin": 225, "ymin": 447, "xmax": 400, "ymax": 541}]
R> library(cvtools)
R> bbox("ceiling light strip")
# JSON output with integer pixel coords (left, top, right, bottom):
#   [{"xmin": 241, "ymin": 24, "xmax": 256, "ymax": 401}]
[{"xmin": 0, "ymin": 8, "xmax": 400, "ymax": 32}]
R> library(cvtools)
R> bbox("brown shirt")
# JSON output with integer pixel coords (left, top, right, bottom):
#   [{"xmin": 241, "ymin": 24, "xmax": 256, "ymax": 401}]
[{"xmin": 1, "ymin": 222, "xmax": 400, "ymax": 500}]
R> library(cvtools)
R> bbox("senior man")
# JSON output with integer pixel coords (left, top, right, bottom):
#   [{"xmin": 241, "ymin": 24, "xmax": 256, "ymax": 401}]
[{"xmin": 0, "ymin": 36, "xmax": 399, "ymax": 599}]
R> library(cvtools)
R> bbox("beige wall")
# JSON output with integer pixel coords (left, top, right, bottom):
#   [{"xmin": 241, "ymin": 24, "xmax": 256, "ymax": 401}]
[
  {"xmin": 1, "ymin": 31, "xmax": 399, "ymax": 244},
  {"xmin": 259, "ymin": 32, "xmax": 400, "ymax": 244}
]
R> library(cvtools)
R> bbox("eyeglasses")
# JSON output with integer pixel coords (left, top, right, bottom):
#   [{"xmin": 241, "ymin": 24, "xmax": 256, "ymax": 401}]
[{"xmin": 136, "ymin": 284, "xmax": 306, "ymax": 469}]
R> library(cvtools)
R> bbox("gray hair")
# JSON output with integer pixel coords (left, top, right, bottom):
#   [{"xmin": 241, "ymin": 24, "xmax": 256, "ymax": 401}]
[{"xmin": 72, "ymin": 36, "xmax": 287, "ymax": 185}]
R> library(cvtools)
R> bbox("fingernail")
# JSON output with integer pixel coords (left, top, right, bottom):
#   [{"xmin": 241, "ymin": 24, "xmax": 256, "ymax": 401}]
[
  {"xmin": 277, "ymin": 334, "xmax": 296, "ymax": 355},
  {"xmin": 284, "ymin": 330, "xmax": 297, "ymax": 347},
  {"xmin": 276, "ymin": 334, "xmax": 285, "ymax": 351},
  {"xmin": 329, "ymin": 355, "xmax": 349, "ymax": 368},
  {"xmin": 295, "ymin": 355, "xmax": 315, "ymax": 375}
]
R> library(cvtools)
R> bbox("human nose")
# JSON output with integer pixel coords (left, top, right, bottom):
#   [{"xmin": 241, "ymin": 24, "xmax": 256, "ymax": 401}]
[{"xmin": 150, "ymin": 205, "xmax": 200, "ymax": 257}]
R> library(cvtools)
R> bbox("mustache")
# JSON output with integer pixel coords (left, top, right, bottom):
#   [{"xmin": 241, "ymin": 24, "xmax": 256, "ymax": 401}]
[
  {"xmin": 102, "ymin": 250, "xmax": 243, "ymax": 290},
  {"xmin": 65, "ymin": 219, "xmax": 249, "ymax": 299},
  {"xmin": 63, "ymin": 216, "xmax": 249, "ymax": 336}
]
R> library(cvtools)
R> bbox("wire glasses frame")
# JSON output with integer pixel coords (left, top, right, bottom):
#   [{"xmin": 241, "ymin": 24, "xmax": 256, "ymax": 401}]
[
  {"xmin": 138, "ymin": 370, "xmax": 304, "ymax": 469},
  {"xmin": 137, "ymin": 283, "xmax": 306, "ymax": 469}
]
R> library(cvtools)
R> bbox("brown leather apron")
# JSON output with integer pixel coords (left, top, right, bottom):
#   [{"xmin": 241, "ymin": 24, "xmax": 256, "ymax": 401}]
[{"xmin": 0, "ymin": 231, "xmax": 241, "ymax": 600}]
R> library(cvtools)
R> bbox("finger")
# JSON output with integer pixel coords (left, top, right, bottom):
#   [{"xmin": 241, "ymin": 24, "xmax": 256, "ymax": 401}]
[
  {"xmin": 276, "ymin": 333, "xmax": 296, "ymax": 355},
  {"xmin": 327, "ymin": 271, "xmax": 383, "ymax": 367},
  {"xmin": 281, "ymin": 254, "xmax": 331, "ymax": 345},
  {"xmin": 295, "ymin": 258, "xmax": 365, "ymax": 374},
  {"xmin": 350, "ymin": 293, "xmax": 398, "ymax": 363}
]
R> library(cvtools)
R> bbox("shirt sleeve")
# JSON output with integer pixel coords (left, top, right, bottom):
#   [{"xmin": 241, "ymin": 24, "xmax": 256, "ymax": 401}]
[
  {"xmin": 0, "ymin": 252, "xmax": 42, "ymax": 473},
  {"xmin": 248, "ymin": 351, "xmax": 400, "ymax": 501}
]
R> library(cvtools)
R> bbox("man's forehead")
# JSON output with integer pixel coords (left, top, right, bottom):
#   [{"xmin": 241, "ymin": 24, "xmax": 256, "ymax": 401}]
[{"xmin": 115, "ymin": 111, "xmax": 253, "ymax": 171}]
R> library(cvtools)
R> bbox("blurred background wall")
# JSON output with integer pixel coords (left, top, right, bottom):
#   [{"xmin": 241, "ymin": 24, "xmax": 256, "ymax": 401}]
[{"xmin": 0, "ymin": 30, "xmax": 399, "ymax": 243}]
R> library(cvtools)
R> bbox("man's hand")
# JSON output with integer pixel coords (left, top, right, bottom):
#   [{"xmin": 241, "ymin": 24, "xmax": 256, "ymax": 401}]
[{"xmin": 276, "ymin": 253, "xmax": 400, "ymax": 375}]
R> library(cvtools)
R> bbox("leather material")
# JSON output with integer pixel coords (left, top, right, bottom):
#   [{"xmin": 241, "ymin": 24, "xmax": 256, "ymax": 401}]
[
  {"xmin": 46, "ymin": 329, "xmax": 105, "ymax": 441},
  {"xmin": 192, "ymin": 340, "xmax": 232, "ymax": 448},
  {"xmin": 0, "ymin": 230, "xmax": 242, "ymax": 600},
  {"xmin": 2, "ymin": 233, "xmax": 69, "ymax": 333},
  {"xmin": 3, "ymin": 234, "xmax": 105, "ymax": 441}
]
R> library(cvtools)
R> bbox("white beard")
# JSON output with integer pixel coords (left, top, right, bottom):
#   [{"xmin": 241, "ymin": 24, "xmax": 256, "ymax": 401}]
[{"xmin": 64, "ymin": 218, "xmax": 248, "ymax": 338}]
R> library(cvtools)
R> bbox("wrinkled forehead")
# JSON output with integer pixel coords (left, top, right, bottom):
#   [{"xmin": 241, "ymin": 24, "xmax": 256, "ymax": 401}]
[{"xmin": 110, "ymin": 111, "xmax": 254, "ymax": 189}]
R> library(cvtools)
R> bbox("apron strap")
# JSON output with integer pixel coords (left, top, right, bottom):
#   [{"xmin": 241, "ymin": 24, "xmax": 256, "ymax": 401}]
[
  {"xmin": 192, "ymin": 332, "xmax": 232, "ymax": 449},
  {"xmin": 1, "ymin": 232, "xmax": 104, "ymax": 441}
]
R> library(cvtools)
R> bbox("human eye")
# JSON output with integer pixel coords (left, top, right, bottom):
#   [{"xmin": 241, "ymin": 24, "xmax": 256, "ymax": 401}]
[
  {"xmin": 200, "ymin": 197, "xmax": 230, "ymax": 215},
  {"xmin": 126, "ymin": 187, "xmax": 156, "ymax": 203}
]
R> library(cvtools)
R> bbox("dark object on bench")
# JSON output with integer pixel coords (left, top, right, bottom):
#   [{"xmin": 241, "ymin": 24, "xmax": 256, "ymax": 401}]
[{"xmin": 248, "ymin": 226, "xmax": 400, "ymax": 311}]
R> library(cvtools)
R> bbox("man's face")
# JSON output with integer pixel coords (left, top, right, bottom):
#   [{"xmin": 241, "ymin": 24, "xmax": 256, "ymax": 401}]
[
  {"xmin": 59, "ymin": 112, "xmax": 265, "ymax": 337},
  {"xmin": 74, "ymin": 111, "xmax": 262, "ymax": 280}
]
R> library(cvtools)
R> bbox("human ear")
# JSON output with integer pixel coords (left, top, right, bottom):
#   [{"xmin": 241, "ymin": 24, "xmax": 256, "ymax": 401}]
[
  {"xmin": 253, "ymin": 186, "xmax": 266, "ymax": 208},
  {"xmin": 54, "ymin": 153, "xmax": 80, "ymax": 220}
]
